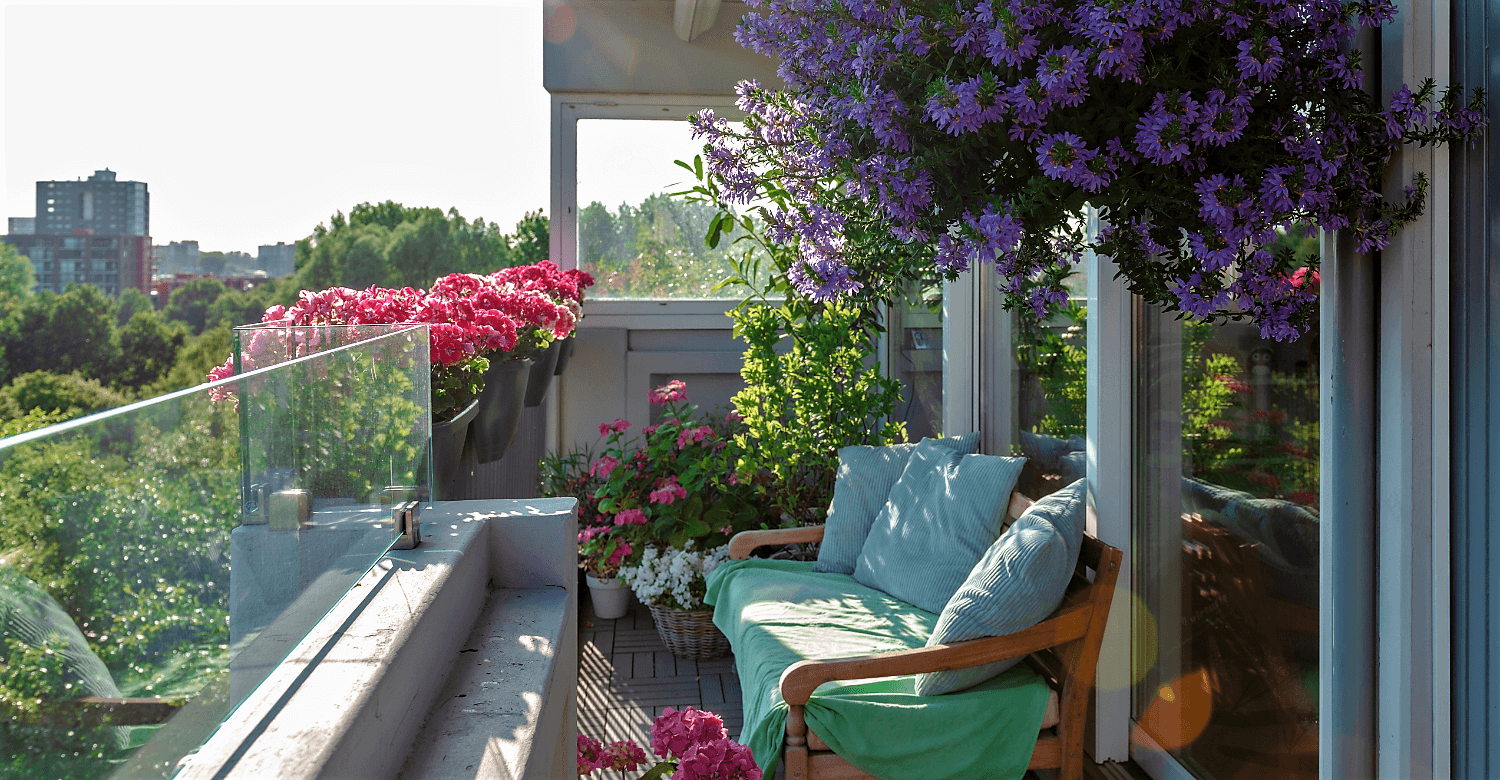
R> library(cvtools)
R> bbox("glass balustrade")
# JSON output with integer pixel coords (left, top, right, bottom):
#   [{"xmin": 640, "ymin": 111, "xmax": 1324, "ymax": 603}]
[{"xmin": 0, "ymin": 324, "xmax": 430, "ymax": 780}]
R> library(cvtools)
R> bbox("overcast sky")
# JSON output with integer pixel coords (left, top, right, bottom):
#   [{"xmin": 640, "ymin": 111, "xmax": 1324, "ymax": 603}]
[{"xmin": 2, "ymin": 2, "xmax": 699, "ymax": 255}]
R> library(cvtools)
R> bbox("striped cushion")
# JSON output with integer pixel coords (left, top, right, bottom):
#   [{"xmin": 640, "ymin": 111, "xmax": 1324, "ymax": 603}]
[
  {"xmin": 915, "ymin": 479, "xmax": 1087, "ymax": 696},
  {"xmin": 852, "ymin": 439, "xmax": 1026, "ymax": 613},
  {"xmin": 812, "ymin": 433, "xmax": 980, "ymax": 575}
]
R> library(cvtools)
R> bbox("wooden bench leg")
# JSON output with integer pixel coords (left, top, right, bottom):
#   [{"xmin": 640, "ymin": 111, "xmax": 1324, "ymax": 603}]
[{"xmin": 785, "ymin": 704, "xmax": 810, "ymax": 780}]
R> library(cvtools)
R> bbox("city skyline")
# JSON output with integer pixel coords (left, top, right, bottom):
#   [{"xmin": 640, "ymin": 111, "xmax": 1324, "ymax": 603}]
[{"xmin": 3, "ymin": 3, "xmax": 563, "ymax": 256}]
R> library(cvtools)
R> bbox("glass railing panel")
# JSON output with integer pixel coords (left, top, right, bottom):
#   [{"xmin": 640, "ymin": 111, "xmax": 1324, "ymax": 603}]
[{"xmin": 0, "ymin": 325, "xmax": 430, "ymax": 779}]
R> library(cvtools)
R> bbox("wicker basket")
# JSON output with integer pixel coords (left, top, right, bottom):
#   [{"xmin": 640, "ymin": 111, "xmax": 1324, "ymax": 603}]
[{"xmin": 648, "ymin": 604, "xmax": 731, "ymax": 659}]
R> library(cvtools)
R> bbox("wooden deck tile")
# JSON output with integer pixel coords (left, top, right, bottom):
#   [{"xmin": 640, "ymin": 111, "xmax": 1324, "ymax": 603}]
[{"xmin": 579, "ymin": 599, "xmax": 745, "ymax": 753}]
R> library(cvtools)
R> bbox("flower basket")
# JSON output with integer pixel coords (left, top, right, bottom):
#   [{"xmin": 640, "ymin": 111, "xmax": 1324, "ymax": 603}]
[
  {"xmin": 432, "ymin": 398, "xmax": 480, "ymax": 500},
  {"xmin": 523, "ymin": 338, "xmax": 563, "ymax": 407},
  {"xmin": 647, "ymin": 604, "xmax": 730, "ymax": 660},
  {"xmin": 471, "ymin": 357, "xmax": 532, "ymax": 464}
]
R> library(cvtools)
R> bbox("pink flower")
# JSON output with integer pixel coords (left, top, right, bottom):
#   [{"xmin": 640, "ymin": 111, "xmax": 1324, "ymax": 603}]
[
  {"xmin": 649, "ymin": 477, "xmax": 688, "ymax": 505},
  {"xmin": 1290, "ymin": 267, "xmax": 1321, "ymax": 288},
  {"xmin": 649, "ymin": 379, "xmax": 688, "ymax": 405},
  {"xmin": 613, "ymin": 508, "xmax": 648, "ymax": 526},
  {"xmin": 578, "ymin": 734, "xmax": 604, "ymax": 774},
  {"xmin": 598, "ymin": 418, "xmax": 630, "ymax": 436},
  {"xmin": 726, "ymin": 411, "xmax": 743, "ymax": 422},
  {"xmin": 642, "ymin": 424, "xmax": 660, "ymax": 436},
  {"xmin": 719, "ymin": 526, "xmax": 733, "ymax": 535},
  {"xmin": 578, "ymin": 525, "xmax": 609, "ymax": 544},
  {"xmin": 650, "ymin": 706, "xmax": 728, "ymax": 760},
  {"xmin": 606, "ymin": 540, "xmax": 633, "ymax": 566},
  {"xmin": 600, "ymin": 740, "xmax": 649, "ymax": 772},
  {"xmin": 590, "ymin": 456, "xmax": 620, "ymax": 479},
  {"xmin": 675, "ymin": 738, "xmax": 762, "ymax": 780},
  {"xmin": 677, "ymin": 425, "xmax": 713, "ymax": 448}
]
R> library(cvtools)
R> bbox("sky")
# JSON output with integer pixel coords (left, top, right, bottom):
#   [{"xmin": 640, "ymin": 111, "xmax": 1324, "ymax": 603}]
[{"xmin": 2, "ymin": 1, "xmax": 699, "ymax": 256}]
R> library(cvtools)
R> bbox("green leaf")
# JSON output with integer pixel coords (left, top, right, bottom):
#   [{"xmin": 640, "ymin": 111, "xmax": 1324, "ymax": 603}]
[
  {"xmin": 673, "ymin": 158, "xmax": 697, "ymax": 176},
  {"xmin": 639, "ymin": 762, "xmax": 677, "ymax": 780}
]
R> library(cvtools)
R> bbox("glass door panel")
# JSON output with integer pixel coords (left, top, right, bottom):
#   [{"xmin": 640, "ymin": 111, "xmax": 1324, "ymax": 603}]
[
  {"xmin": 888, "ymin": 280, "xmax": 944, "ymax": 440},
  {"xmin": 1132, "ymin": 304, "xmax": 1320, "ymax": 780}
]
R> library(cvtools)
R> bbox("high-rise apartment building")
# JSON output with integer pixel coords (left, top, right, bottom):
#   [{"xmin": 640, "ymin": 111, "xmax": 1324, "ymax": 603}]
[
  {"xmin": 36, "ymin": 169, "xmax": 148, "ymax": 237},
  {"xmin": 2, "ymin": 169, "xmax": 152, "ymax": 295},
  {"xmin": 154, "ymin": 240, "xmax": 200, "ymax": 275}
]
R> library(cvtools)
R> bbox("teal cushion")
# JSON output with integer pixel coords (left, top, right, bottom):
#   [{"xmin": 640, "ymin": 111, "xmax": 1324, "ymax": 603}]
[
  {"xmin": 851, "ymin": 439, "xmax": 1025, "ymax": 613},
  {"xmin": 915, "ymin": 479, "xmax": 1088, "ymax": 695},
  {"xmin": 812, "ymin": 433, "xmax": 980, "ymax": 575}
]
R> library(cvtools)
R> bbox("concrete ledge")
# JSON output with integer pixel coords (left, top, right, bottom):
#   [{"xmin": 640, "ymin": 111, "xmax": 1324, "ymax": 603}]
[{"xmin": 177, "ymin": 499, "xmax": 577, "ymax": 780}]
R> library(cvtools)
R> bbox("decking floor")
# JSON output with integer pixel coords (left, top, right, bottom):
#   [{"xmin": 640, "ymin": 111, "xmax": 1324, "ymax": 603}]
[{"xmin": 578, "ymin": 595, "xmax": 744, "ymax": 775}]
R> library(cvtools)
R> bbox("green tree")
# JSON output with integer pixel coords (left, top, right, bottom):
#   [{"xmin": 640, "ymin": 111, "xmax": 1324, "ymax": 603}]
[
  {"xmin": 115, "ymin": 287, "xmax": 154, "ymax": 327},
  {"xmin": 339, "ymin": 224, "xmax": 393, "ymax": 289},
  {"xmin": 0, "ymin": 286, "xmax": 120, "ymax": 384},
  {"xmin": 150, "ymin": 322, "xmax": 234, "ymax": 395},
  {"xmin": 198, "ymin": 251, "xmax": 227, "ymax": 277},
  {"xmin": 0, "ymin": 242, "xmax": 37, "ymax": 309},
  {"xmin": 510, "ymin": 210, "xmax": 549, "ymax": 265},
  {"xmin": 0, "ymin": 371, "xmax": 129, "ymax": 420},
  {"xmin": 163, "ymin": 279, "xmax": 228, "ymax": 335},
  {"xmin": 116, "ymin": 311, "xmax": 186, "ymax": 389}
]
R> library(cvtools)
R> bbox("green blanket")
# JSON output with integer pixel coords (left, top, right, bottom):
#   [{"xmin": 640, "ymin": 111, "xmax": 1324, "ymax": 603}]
[{"xmin": 705, "ymin": 559, "xmax": 1051, "ymax": 780}]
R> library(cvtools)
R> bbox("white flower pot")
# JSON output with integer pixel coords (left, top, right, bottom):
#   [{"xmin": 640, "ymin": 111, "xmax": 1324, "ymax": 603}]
[{"xmin": 586, "ymin": 574, "xmax": 631, "ymax": 619}]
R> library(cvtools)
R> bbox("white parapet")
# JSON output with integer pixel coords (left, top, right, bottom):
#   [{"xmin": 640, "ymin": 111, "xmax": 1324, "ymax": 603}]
[{"xmin": 179, "ymin": 498, "xmax": 579, "ymax": 780}]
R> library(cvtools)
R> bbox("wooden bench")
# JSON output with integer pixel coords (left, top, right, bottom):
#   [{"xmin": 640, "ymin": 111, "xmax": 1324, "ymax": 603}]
[{"xmin": 728, "ymin": 492, "xmax": 1123, "ymax": 780}]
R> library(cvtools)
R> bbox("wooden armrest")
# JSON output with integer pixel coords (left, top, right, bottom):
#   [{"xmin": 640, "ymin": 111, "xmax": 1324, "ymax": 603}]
[
  {"xmin": 728, "ymin": 525, "xmax": 826, "ymax": 560},
  {"xmin": 779, "ymin": 602, "xmax": 1093, "ymax": 705}
]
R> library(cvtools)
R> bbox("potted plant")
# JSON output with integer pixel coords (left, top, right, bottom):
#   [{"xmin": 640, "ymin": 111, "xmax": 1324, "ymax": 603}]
[
  {"xmin": 488, "ymin": 260, "xmax": 594, "ymax": 403},
  {"xmin": 424, "ymin": 272, "xmax": 578, "ymax": 463},
  {"xmin": 586, "ymin": 380, "xmax": 759, "ymax": 657},
  {"xmin": 689, "ymin": 0, "xmax": 1485, "ymax": 340},
  {"xmin": 539, "ymin": 444, "xmax": 633, "ymax": 618}
]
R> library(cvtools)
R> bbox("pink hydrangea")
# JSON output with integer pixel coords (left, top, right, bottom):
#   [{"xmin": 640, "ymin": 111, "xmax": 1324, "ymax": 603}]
[
  {"xmin": 578, "ymin": 734, "xmax": 605, "ymax": 774},
  {"xmin": 599, "ymin": 740, "xmax": 649, "ymax": 772},
  {"xmin": 649, "ymin": 379, "xmax": 688, "ymax": 405},
  {"xmin": 598, "ymin": 418, "xmax": 630, "ymax": 436},
  {"xmin": 649, "ymin": 477, "xmax": 688, "ymax": 505},
  {"xmin": 650, "ymin": 706, "xmax": 728, "ymax": 760},
  {"xmin": 590, "ymin": 456, "xmax": 620, "ymax": 479},
  {"xmin": 677, "ymin": 425, "xmax": 713, "ymax": 448},
  {"xmin": 675, "ymin": 738, "xmax": 762, "ymax": 780},
  {"xmin": 614, "ymin": 508, "xmax": 648, "ymax": 526}
]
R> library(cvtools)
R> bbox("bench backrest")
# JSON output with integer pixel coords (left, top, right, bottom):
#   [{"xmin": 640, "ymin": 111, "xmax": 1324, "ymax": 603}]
[{"xmin": 1004, "ymin": 493, "xmax": 1123, "ymax": 754}]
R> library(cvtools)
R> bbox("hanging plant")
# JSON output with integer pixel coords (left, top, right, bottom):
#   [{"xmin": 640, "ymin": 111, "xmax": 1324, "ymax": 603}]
[{"xmin": 692, "ymin": 0, "xmax": 1485, "ymax": 340}]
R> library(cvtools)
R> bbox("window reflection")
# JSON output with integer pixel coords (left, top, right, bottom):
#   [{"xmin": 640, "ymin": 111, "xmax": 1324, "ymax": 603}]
[
  {"xmin": 1012, "ymin": 270, "xmax": 1087, "ymax": 500},
  {"xmin": 888, "ymin": 280, "xmax": 943, "ymax": 440},
  {"xmin": 1133, "ymin": 301, "xmax": 1319, "ymax": 780}
]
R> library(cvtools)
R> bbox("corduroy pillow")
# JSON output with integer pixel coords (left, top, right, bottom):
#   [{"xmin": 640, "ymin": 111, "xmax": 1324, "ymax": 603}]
[
  {"xmin": 914, "ymin": 479, "xmax": 1087, "ymax": 695},
  {"xmin": 851, "ymin": 439, "xmax": 1026, "ymax": 613},
  {"xmin": 811, "ymin": 433, "xmax": 980, "ymax": 575}
]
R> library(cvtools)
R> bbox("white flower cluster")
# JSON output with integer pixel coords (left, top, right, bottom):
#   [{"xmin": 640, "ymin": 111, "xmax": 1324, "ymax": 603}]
[{"xmin": 619, "ymin": 542, "xmax": 731, "ymax": 611}]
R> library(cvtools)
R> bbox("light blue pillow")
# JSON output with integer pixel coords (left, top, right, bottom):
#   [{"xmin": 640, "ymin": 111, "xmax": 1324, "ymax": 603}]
[
  {"xmin": 914, "ymin": 479, "xmax": 1088, "ymax": 695},
  {"xmin": 851, "ymin": 439, "xmax": 1026, "ymax": 613},
  {"xmin": 812, "ymin": 433, "xmax": 980, "ymax": 575}
]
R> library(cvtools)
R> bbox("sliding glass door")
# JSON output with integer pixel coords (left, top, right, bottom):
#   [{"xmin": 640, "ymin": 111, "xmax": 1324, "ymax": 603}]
[{"xmin": 1131, "ymin": 302, "xmax": 1320, "ymax": 780}]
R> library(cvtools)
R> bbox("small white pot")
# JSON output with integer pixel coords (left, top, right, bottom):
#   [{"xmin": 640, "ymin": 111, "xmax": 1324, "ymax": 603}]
[{"xmin": 586, "ymin": 574, "xmax": 631, "ymax": 619}]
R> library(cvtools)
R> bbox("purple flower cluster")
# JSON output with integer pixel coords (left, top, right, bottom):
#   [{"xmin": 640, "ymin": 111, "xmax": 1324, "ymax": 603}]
[{"xmin": 691, "ymin": 0, "xmax": 1486, "ymax": 339}]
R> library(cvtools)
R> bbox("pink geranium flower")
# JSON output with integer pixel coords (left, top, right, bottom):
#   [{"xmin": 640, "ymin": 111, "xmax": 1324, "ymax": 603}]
[
  {"xmin": 677, "ymin": 425, "xmax": 713, "ymax": 448},
  {"xmin": 649, "ymin": 477, "xmax": 688, "ymax": 505},
  {"xmin": 598, "ymin": 418, "xmax": 630, "ymax": 436},
  {"xmin": 590, "ymin": 456, "xmax": 620, "ymax": 479},
  {"xmin": 649, "ymin": 379, "xmax": 688, "ymax": 404},
  {"xmin": 613, "ymin": 508, "xmax": 648, "ymax": 526}
]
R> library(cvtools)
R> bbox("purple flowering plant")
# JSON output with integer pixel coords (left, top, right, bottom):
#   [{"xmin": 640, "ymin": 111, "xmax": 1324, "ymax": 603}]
[{"xmin": 691, "ymin": 0, "xmax": 1486, "ymax": 340}]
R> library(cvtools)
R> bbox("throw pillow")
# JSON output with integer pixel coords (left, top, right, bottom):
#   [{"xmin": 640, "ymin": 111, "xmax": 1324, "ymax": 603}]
[
  {"xmin": 812, "ymin": 432, "xmax": 980, "ymax": 575},
  {"xmin": 914, "ymin": 479, "xmax": 1088, "ymax": 695},
  {"xmin": 851, "ymin": 438, "xmax": 1026, "ymax": 612}
]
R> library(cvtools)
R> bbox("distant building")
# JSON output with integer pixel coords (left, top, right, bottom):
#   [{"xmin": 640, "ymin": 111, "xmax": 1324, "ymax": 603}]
[
  {"xmin": 1, "ymin": 169, "xmax": 152, "ymax": 296},
  {"xmin": 257, "ymin": 242, "xmax": 296, "ymax": 277},
  {"xmin": 5, "ymin": 234, "xmax": 151, "ymax": 297},
  {"xmin": 153, "ymin": 240, "xmax": 200, "ymax": 275},
  {"xmin": 36, "ymin": 169, "xmax": 148, "ymax": 237}
]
